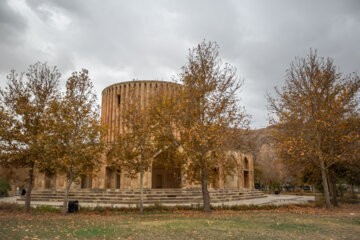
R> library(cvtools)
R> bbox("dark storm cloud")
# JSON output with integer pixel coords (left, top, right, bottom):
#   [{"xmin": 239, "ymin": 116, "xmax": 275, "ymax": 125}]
[
  {"xmin": 0, "ymin": 0, "xmax": 28, "ymax": 71},
  {"xmin": 27, "ymin": 0, "xmax": 86, "ymax": 13},
  {"xmin": 0, "ymin": 0, "xmax": 27, "ymax": 43},
  {"xmin": 0, "ymin": 0, "xmax": 359, "ymax": 128}
]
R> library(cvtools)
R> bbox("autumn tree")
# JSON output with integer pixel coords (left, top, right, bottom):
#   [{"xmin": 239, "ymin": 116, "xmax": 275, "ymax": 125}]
[
  {"xmin": 267, "ymin": 50, "xmax": 360, "ymax": 209},
  {"xmin": 330, "ymin": 120, "xmax": 360, "ymax": 200},
  {"xmin": 343, "ymin": 155, "xmax": 360, "ymax": 198},
  {"xmin": 107, "ymin": 89, "xmax": 169, "ymax": 214},
  {"xmin": 0, "ymin": 62, "xmax": 60, "ymax": 212},
  {"xmin": 151, "ymin": 41, "xmax": 250, "ymax": 212},
  {"xmin": 44, "ymin": 69, "xmax": 104, "ymax": 215}
]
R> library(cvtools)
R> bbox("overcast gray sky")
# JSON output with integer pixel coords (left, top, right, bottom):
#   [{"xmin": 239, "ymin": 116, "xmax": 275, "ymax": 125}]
[{"xmin": 1, "ymin": 0, "xmax": 359, "ymax": 129}]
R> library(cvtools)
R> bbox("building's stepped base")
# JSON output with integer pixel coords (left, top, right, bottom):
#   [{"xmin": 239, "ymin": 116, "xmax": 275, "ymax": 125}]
[{"xmin": 18, "ymin": 188, "xmax": 265, "ymax": 205}]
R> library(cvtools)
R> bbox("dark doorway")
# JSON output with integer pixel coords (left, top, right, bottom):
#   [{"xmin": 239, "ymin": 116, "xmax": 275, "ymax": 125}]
[
  {"xmin": 244, "ymin": 171, "xmax": 249, "ymax": 188},
  {"xmin": 105, "ymin": 167, "xmax": 112, "ymax": 189},
  {"xmin": 105, "ymin": 167, "xmax": 121, "ymax": 189},
  {"xmin": 115, "ymin": 170, "xmax": 121, "ymax": 189},
  {"xmin": 155, "ymin": 174, "xmax": 162, "ymax": 188},
  {"xmin": 44, "ymin": 172, "xmax": 56, "ymax": 189},
  {"xmin": 81, "ymin": 175, "xmax": 92, "ymax": 189},
  {"xmin": 152, "ymin": 167, "xmax": 181, "ymax": 188}
]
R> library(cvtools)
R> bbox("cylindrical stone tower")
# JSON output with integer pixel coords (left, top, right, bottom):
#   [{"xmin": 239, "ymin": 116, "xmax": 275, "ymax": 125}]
[
  {"xmin": 101, "ymin": 80, "xmax": 180, "ymax": 142},
  {"xmin": 33, "ymin": 80, "xmax": 255, "ymax": 191}
]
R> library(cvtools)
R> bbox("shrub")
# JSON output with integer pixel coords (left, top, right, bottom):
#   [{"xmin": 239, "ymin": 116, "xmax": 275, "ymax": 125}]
[
  {"xmin": 0, "ymin": 177, "xmax": 11, "ymax": 197},
  {"xmin": 32, "ymin": 205, "xmax": 61, "ymax": 214},
  {"xmin": 0, "ymin": 202, "xmax": 23, "ymax": 212}
]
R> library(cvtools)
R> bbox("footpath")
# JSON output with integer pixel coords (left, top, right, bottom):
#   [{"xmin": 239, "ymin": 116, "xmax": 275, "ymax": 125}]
[{"xmin": 0, "ymin": 194, "xmax": 315, "ymax": 208}]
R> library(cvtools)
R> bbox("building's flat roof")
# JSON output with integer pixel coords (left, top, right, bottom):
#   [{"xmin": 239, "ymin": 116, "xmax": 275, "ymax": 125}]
[{"xmin": 102, "ymin": 80, "xmax": 181, "ymax": 94}]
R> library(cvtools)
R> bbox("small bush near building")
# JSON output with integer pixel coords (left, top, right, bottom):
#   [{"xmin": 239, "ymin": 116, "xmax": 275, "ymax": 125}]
[
  {"xmin": 0, "ymin": 202, "xmax": 23, "ymax": 212},
  {"xmin": 0, "ymin": 177, "xmax": 11, "ymax": 197}
]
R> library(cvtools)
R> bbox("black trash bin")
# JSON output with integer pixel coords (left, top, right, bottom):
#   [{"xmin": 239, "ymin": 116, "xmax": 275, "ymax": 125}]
[
  {"xmin": 274, "ymin": 190, "xmax": 279, "ymax": 195},
  {"xmin": 68, "ymin": 200, "xmax": 79, "ymax": 213}
]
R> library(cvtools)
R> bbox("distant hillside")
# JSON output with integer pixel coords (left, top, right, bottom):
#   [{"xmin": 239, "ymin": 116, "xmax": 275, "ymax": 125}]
[{"xmin": 247, "ymin": 126, "xmax": 292, "ymax": 185}]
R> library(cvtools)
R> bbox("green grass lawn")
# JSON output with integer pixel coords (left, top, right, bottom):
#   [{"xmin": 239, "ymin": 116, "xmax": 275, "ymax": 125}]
[{"xmin": 1, "ymin": 206, "xmax": 359, "ymax": 240}]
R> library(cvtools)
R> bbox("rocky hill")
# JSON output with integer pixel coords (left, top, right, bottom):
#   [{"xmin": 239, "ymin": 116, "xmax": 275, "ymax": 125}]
[{"xmin": 246, "ymin": 126, "xmax": 291, "ymax": 185}]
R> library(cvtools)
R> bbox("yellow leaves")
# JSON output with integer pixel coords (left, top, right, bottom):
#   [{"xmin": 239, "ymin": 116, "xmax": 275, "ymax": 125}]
[{"xmin": 268, "ymin": 51, "xmax": 360, "ymax": 183}]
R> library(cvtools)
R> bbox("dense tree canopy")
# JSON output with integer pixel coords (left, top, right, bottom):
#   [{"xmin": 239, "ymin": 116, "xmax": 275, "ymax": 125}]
[
  {"xmin": 267, "ymin": 50, "xmax": 360, "ymax": 209},
  {"xmin": 151, "ymin": 40, "xmax": 250, "ymax": 212},
  {"xmin": 44, "ymin": 69, "xmax": 104, "ymax": 215},
  {"xmin": 0, "ymin": 62, "xmax": 61, "ymax": 212},
  {"xmin": 107, "ymin": 89, "xmax": 160, "ymax": 214}
]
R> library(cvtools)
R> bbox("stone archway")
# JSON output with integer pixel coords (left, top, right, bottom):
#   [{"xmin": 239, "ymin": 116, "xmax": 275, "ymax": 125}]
[
  {"xmin": 212, "ymin": 168, "xmax": 220, "ymax": 188},
  {"xmin": 244, "ymin": 157, "xmax": 249, "ymax": 170}
]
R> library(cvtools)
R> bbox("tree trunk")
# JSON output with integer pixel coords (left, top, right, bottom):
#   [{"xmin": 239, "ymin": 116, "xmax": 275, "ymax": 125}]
[
  {"xmin": 24, "ymin": 165, "xmax": 34, "ymax": 213},
  {"xmin": 330, "ymin": 178, "xmax": 338, "ymax": 207},
  {"xmin": 351, "ymin": 184, "xmax": 356, "ymax": 199},
  {"xmin": 201, "ymin": 167, "xmax": 211, "ymax": 212},
  {"xmin": 139, "ymin": 171, "xmax": 144, "ymax": 214},
  {"xmin": 327, "ymin": 174, "xmax": 334, "ymax": 198},
  {"xmin": 62, "ymin": 173, "xmax": 73, "ymax": 216},
  {"xmin": 320, "ymin": 160, "xmax": 331, "ymax": 209},
  {"xmin": 339, "ymin": 184, "xmax": 344, "ymax": 202}
]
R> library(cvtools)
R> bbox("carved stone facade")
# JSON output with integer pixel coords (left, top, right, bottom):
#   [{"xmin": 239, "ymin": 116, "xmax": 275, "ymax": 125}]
[{"xmin": 34, "ymin": 80, "xmax": 254, "ymax": 190}]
